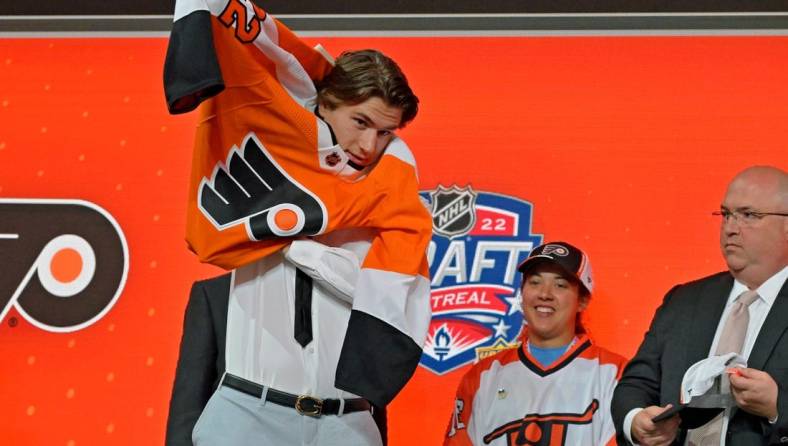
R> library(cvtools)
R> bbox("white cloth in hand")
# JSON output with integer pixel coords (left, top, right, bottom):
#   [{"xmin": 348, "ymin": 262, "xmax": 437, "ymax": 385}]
[{"xmin": 681, "ymin": 352, "xmax": 745, "ymax": 404}]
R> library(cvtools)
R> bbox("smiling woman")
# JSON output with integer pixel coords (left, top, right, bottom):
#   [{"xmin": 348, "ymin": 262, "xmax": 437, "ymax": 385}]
[
  {"xmin": 518, "ymin": 242, "xmax": 593, "ymax": 350},
  {"xmin": 443, "ymin": 241, "xmax": 627, "ymax": 446},
  {"xmin": 521, "ymin": 264, "xmax": 588, "ymax": 347}
]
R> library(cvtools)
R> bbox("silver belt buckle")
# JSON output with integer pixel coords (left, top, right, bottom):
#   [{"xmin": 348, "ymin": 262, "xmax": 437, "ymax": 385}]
[{"xmin": 295, "ymin": 395, "xmax": 323, "ymax": 417}]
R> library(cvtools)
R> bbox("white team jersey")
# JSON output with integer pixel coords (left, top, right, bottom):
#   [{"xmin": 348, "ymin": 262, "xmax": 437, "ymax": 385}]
[{"xmin": 445, "ymin": 331, "xmax": 626, "ymax": 446}]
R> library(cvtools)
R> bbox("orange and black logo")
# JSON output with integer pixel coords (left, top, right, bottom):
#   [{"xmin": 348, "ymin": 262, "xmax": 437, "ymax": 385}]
[
  {"xmin": 198, "ymin": 132, "xmax": 328, "ymax": 240},
  {"xmin": 0, "ymin": 199, "xmax": 128, "ymax": 332},
  {"xmin": 483, "ymin": 400, "xmax": 599, "ymax": 445}
]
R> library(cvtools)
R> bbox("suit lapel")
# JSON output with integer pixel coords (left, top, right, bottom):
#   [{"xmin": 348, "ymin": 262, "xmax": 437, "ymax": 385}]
[
  {"xmin": 747, "ymin": 279, "xmax": 788, "ymax": 371},
  {"xmin": 685, "ymin": 273, "xmax": 733, "ymax": 367}
]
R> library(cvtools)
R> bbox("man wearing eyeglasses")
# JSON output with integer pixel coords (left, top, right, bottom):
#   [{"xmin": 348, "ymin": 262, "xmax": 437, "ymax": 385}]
[{"xmin": 612, "ymin": 165, "xmax": 788, "ymax": 446}]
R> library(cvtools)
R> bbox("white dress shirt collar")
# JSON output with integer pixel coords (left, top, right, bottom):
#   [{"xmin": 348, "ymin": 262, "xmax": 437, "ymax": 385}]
[{"xmin": 729, "ymin": 265, "xmax": 788, "ymax": 307}]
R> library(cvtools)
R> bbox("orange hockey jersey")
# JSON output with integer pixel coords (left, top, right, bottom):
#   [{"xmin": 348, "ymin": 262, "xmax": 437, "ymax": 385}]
[{"xmin": 164, "ymin": 0, "xmax": 432, "ymax": 406}]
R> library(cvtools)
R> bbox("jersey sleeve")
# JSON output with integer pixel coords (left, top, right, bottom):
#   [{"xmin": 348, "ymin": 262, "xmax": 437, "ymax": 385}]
[
  {"xmin": 598, "ymin": 349, "xmax": 629, "ymax": 446},
  {"xmin": 334, "ymin": 151, "xmax": 434, "ymax": 406},
  {"xmin": 444, "ymin": 365, "xmax": 481, "ymax": 446},
  {"xmin": 165, "ymin": 0, "xmax": 331, "ymax": 114}
]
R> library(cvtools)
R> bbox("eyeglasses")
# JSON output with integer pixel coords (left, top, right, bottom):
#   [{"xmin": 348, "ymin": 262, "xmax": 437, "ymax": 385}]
[{"xmin": 712, "ymin": 209, "xmax": 788, "ymax": 226}]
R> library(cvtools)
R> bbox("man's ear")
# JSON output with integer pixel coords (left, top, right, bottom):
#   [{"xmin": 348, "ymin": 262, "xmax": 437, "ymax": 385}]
[
  {"xmin": 317, "ymin": 100, "xmax": 332, "ymax": 118},
  {"xmin": 317, "ymin": 95, "xmax": 337, "ymax": 116}
]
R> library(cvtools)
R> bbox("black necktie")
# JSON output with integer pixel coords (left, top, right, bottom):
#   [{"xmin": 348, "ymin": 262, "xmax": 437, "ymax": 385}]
[{"xmin": 293, "ymin": 268, "xmax": 313, "ymax": 347}]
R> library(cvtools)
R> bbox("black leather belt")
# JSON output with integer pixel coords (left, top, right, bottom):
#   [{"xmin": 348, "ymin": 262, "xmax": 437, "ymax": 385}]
[{"xmin": 221, "ymin": 373, "xmax": 371, "ymax": 417}]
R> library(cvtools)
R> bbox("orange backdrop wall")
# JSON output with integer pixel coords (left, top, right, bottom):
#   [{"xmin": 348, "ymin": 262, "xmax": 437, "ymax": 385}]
[{"xmin": 1, "ymin": 35, "xmax": 786, "ymax": 445}]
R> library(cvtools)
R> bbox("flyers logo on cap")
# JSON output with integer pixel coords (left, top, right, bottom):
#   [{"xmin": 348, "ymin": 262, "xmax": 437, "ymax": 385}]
[
  {"xmin": 198, "ymin": 132, "xmax": 328, "ymax": 240},
  {"xmin": 541, "ymin": 244, "xmax": 569, "ymax": 257},
  {"xmin": 0, "ymin": 199, "xmax": 128, "ymax": 332},
  {"xmin": 420, "ymin": 186, "xmax": 542, "ymax": 375}
]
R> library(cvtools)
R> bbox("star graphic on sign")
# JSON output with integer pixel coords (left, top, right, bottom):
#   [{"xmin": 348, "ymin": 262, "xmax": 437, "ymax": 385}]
[
  {"xmin": 492, "ymin": 319, "xmax": 511, "ymax": 338},
  {"xmin": 505, "ymin": 291, "xmax": 522, "ymax": 316}
]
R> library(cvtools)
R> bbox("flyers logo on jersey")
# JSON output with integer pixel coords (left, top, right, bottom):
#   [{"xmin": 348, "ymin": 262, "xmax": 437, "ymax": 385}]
[
  {"xmin": 0, "ymin": 199, "xmax": 128, "ymax": 332},
  {"xmin": 419, "ymin": 186, "xmax": 542, "ymax": 375},
  {"xmin": 484, "ymin": 400, "xmax": 599, "ymax": 446},
  {"xmin": 198, "ymin": 132, "xmax": 328, "ymax": 240}
]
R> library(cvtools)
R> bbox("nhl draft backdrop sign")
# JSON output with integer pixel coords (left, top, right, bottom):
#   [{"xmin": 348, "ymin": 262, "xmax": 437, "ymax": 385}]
[
  {"xmin": 2, "ymin": 35, "xmax": 788, "ymax": 446},
  {"xmin": 420, "ymin": 186, "xmax": 542, "ymax": 375}
]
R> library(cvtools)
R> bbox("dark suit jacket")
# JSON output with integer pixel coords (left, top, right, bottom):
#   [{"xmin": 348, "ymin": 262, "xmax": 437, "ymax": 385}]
[
  {"xmin": 164, "ymin": 273, "xmax": 388, "ymax": 446},
  {"xmin": 611, "ymin": 271, "xmax": 788, "ymax": 445},
  {"xmin": 165, "ymin": 274, "xmax": 231, "ymax": 446}
]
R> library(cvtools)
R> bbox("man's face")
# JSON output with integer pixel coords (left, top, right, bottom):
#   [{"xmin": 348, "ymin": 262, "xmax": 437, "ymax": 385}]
[
  {"xmin": 719, "ymin": 171, "xmax": 788, "ymax": 287},
  {"xmin": 319, "ymin": 96, "xmax": 402, "ymax": 168}
]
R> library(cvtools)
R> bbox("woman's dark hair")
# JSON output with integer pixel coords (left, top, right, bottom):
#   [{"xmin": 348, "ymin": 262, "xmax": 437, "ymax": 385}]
[{"xmin": 575, "ymin": 287, "xmax": 591, "ymax": 334}]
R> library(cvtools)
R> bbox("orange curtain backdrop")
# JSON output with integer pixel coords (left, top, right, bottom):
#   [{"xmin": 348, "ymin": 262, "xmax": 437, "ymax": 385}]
[{"xmin": 1, "ymin": 36, "xmax": 786, "ymax": 445}]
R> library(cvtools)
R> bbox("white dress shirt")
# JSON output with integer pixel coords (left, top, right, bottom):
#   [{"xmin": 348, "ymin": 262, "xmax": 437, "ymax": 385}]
[
  {"xmin": 225, "ymin": 228, "xmax": 375, "ymax": 400},
  {"xmin": 624, "ymin": 266, "xmax": 788, "ymax": 445}
]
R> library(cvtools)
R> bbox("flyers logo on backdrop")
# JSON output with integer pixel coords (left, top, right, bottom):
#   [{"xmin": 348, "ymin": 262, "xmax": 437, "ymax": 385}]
[
  {"xmin": 419, "ymin": 186, "xmax": 542, "ymax": 375},
  {"xmin": 0, "ymin": 199, "xmax": 129, "ymax": 332},
  {"xmin": 199, "ymin": 132, "xmax": 327, "ymax": 239},
  {"xmin": 483, "ymin": 400, "xmax": 599, "ymax": 446}
]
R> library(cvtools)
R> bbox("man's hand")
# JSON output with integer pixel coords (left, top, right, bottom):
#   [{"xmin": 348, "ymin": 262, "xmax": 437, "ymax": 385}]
[
  {"xmin": 631, "ymin": 405, "xmax": 681, "ymax": 446},
  {"xmin": 729, "ymin": 367, "xmax": 778, "ymax": 420}
]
